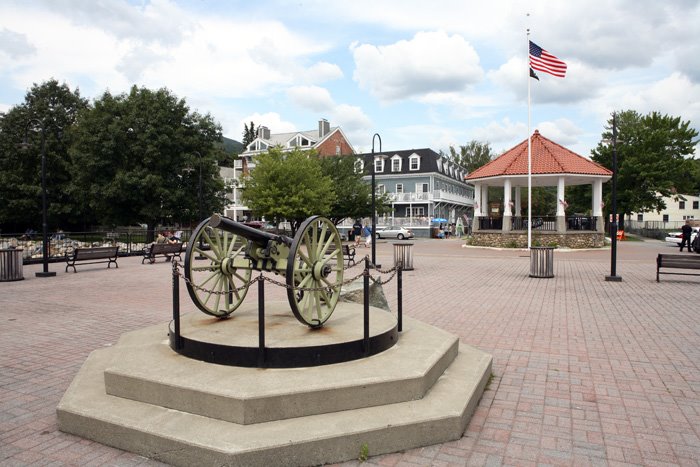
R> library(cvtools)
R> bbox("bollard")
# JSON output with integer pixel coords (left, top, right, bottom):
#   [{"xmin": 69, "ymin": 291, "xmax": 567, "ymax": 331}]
[{"xmin": 258, "ymin": 276, "xmax": 266, "ymax": 367}]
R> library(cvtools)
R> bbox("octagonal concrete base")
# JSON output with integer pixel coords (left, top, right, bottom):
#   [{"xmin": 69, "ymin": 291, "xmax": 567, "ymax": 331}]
[{"xmin": 57, "ymin": 302, "xmax": 492, "ymax": 466}]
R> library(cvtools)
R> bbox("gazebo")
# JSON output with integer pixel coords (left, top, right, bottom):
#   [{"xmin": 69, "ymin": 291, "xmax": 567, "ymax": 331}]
[{"xmin": 465, "ymin": 130, "xmax": 612, "ymax": 248}]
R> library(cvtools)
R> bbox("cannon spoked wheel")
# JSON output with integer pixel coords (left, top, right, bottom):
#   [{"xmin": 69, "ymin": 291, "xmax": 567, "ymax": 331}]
[
  {"xmin": 185, "ymin": 217, "xmax": 252, "ymax": 317},
  {"xmin": 286, "ymin": 216, "xmax": 344, "ymax": 328}
]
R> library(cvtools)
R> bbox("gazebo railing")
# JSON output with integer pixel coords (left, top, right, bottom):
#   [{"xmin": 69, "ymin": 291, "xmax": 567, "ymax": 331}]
[
  {"xmin": 478, "ymin": 217, "xmax": 503, "ymax": 230},
  {"xmin": 511, "ymin": 216, "xmax": 556, "ymax": 231},
  {"xmin": 566, "ymin": 216, "xmax": 597, "ymax": 231}
]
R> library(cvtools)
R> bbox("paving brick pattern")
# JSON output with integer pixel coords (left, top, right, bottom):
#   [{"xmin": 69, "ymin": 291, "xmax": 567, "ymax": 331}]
[{"xmin": 1, "ymin": 239, "xmax": 698, "ymax": 466}]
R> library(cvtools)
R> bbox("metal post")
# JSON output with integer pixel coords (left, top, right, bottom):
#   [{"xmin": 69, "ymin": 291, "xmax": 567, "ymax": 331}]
[
  {"xmin": 25, "ymin": 120, "xmax": 56, "ymax": 278},
  {"xmin": 193, "ymin": 151, "xmax": 206, "ymax": 260},
  {"xmin": 258, "ymin": 275, "xmax": 266, "ymax": 367},
  {"xmin": 370, "ymin": 133, "xmax": 382, "ymax": 269},
  {"xmin": 172, "ymin": 264, "xmax": 181, "ymax": 350},
  {"xmin": 606, "ymin": 113, "xmax": 622, "ymax": 282},
  {"xmin": 397, "ymin": 263, "xmax": 403, "ymax": 332},
  {"xmin": 363, "ymin": 256, "xmax": 370, "ymax": 355}
]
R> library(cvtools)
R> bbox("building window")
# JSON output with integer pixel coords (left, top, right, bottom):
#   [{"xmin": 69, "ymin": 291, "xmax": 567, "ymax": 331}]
[
  {"xmin": 396, "ymin": 183, "xmax": 403, "ymax": 193},
  {"xmin": 637, "ymin": 214, "xmax": 643, "ymax": 222},
  {"xmin": 405, "ymin": 207, "xmax": 424, "ymax": 217},
  {"xmin": 679, "ymin": 201, "xmax": 685, "ymax": 209},
  {"xmin": 663, "ymin": 214, "xmax": 669, "ymax": 222},
  {"xmin": 410, "ymin": 156, "xmax": 420, "ymax": 171},
  {"xmin": 376, "ymin": 184, "xmax": 386, "ymax": 195},
  {"xmin": 335, "ymin": 145, "xmax": 341, "ymax": 155},
  {"xmin": 391, "ymin": 156, "xmax": 402, "ymax": 172},
  {"xmin": 694, "ymin": 201, "xmax": 699, "ymax": 209},
  {"xmin": 374, "ymin": 158, "xmax": 384, "ymax": 173}
]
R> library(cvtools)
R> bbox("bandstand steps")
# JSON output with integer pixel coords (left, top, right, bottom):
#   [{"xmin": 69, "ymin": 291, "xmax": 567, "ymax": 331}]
[{"xmin": 57, "ymin": 313, "xmax": 492, "ymax": 467}]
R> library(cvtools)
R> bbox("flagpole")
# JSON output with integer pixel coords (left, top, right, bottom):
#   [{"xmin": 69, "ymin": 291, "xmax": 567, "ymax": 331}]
[{"xmin": 527, "ymin": 28, "xmax": 532, "ymax": 249}]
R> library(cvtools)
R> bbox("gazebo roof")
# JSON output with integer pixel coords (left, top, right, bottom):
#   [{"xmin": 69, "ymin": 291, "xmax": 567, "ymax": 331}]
[{"xmin": 466, "ymin": 130, "xmax": 612, "ymax": 186}]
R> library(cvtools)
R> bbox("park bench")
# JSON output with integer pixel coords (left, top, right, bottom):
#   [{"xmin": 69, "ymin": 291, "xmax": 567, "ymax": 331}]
[
  {"xmin": 342, "ymin": 244, "xmax": 356, "ymax": 267},
  {"xmin": 142, "ymin": 242, "xmax": 184, "ymax": 264},
  {"xmin": 65, "ymin": 246, "xmax": 119, "ymax": 273},
  {"xmin": 656, "ymin": 254, "xmax": 700, "ymax": 282}
]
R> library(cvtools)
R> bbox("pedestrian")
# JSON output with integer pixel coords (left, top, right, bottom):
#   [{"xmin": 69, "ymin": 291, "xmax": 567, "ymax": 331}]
[
  {"xmin": 363, "ymin": 224, "xmax": 372, "ymax": 248},
  {"xmin": 353, "ymin": 219, "xmax": 363, "ymax": 247},
  {"xmin": 679, "ymin": 220, "xmax": 693, "ymax": 252}
]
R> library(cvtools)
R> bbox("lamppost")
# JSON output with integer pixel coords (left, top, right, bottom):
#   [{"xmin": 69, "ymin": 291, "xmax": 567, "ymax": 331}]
[
  {"xmin": 605, "ymin": 113, "xmax": 622, "ymax": 282},
  {"xmin": 186, "ymin": 151, "xmax": 206, "ymax": 259},
  {"xmin": 369, "ymin": 133, "xmax": 382, "ymax": 269},
  {"xmin": 22, "ymin": 118, "xmax": 56, "ymax": 277}
]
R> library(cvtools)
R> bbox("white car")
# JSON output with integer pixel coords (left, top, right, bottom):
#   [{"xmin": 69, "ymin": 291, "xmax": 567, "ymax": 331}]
[
  {"xmin": 665, "ymin": 226, "xmax": 699, "ymax": 248},
  {"xmin": 375, "ymin": 226, "xmax": 414, "ymax": 240}
]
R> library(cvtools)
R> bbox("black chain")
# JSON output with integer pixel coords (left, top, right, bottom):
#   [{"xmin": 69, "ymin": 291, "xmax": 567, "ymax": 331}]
[{"xmin": 171, "ymin": 257, "xmax": 400, "ymax": 296}]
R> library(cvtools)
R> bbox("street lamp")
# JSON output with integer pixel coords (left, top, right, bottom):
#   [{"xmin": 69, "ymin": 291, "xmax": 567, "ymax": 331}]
[
  {"xmin": 21, "ymin": 118, "xmax": 56, "ymax": 277},
  {"xmin": 369, "ymin": 133, "xmax": 382, "ymax": 269},
  {"xmin": 605, "ymin": 113, "xmax": 622, "ymax": 282},
  {"xmin": 186, "ymin": 151, "xmax": 206, "ymax": 259}
]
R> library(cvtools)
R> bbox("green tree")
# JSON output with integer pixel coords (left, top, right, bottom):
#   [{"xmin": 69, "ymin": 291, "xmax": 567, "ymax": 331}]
[
  {"xmin": 591, "ymin": 110, "xmax": 698, "ymax": 217},
  {"xmin": 0, "ymin": 79, "xmax": 88, "ymax": 232},
  {"xmin": 318, "ymin": 155, "xmax": 391, "ymax": 225},
  {"xmin": 242, "ymin": 121, "xmax": 257, "ymax": 147},
  {"xmin": 241, "ymin": 147, "xmax": 335, "ymax": 234},
  {"xmin": 69, "ymin": 86, "xmax": 225, "ymax": 232},
  {"xmin": 449, "ymin": 140, "xmax": 495, "ymax": 173}
]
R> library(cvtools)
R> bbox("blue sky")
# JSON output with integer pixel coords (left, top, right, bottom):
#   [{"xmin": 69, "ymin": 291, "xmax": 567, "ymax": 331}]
[{"xmin": 1, "ymin": 0, "xmax": 698, "ymax": 158}]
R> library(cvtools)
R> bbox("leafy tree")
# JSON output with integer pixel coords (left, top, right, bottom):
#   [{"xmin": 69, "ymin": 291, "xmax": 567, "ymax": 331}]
[
  {"xmin": 241, "ymin": 147, "xmax": 335, "ymax": 234},
  {"xmin": 242, "ymin": 121, "xmax": 257, "ymax": 147},
  {"xmin": 69, "ymin": 86, "xmax": 225, "ymax": 232},
  {"xmin": 449, "ymin": 140, "xmax": 495, "ymax": 173},
  {"xmin": 0, "ymin": 79, "xmax": 88, "ymax": 232},
  {"xmin": 591, "ymin": 110, "xmax": 698, "ymax": 217}
]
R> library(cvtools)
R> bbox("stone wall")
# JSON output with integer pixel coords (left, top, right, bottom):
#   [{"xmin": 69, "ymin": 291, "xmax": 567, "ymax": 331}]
[{"xmin": 469, "ymin": 231, "xmax": 605, "ymax": 249}]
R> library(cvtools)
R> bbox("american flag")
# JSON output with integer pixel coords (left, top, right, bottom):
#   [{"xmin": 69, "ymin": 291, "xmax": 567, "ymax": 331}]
[{"xmin": 529, "ymin": 41, "xmax": 567, "ymax": 78}]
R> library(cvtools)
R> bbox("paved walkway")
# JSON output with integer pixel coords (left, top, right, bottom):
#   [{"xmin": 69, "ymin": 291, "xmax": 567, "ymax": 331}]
[{"xmin": 1, "ymin": 238, "xmax": 698, "ymax": 466}]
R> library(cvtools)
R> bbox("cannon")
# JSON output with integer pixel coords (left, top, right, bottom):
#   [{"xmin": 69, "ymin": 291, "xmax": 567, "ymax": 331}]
[{"xmin": 184, "ymin": 214, "xmax": 344, "ymax": 328}]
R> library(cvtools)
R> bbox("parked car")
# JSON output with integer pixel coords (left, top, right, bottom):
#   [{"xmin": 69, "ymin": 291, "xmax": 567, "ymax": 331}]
[
  {"xmin": 664, "ymin": 226, "xmax": 699, "ymax": 248},
  {"xmin": 375, "ymin": 226, "xmax": 414, "ymax": 240}
]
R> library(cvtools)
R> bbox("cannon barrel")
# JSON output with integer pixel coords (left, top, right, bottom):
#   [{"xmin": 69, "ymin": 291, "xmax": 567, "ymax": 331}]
[{"xmin": 208, "ymin": 214, "xmax": 291, "ymax": 246}]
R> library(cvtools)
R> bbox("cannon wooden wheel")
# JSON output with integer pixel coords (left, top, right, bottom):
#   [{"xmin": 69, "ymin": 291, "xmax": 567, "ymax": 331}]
[
  {"xmin": 286, "ymin": 216, "xmax": 344, "ymax": 328},
  {"xmin": 185, "ymin": 217, "xmax": 252, "ymax": 317}
]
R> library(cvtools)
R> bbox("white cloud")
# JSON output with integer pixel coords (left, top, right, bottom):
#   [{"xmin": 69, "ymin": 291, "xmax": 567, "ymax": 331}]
[
  {"xmin": 0, "ymin": 28, "xmax": 36, "ymax": 59},
  {"xmin": 535, "ymin": 119, "xmax": 584, "ymax": 147},
  {"xmin": 471, "ymin": 118, "xmax": 528, "ymax": 150},
  {"xmin": 238, "ymin": 112, "xmax": 297, "ymax": 134},
  {"xmin": 287, "ymin": 86, "xmax": 335, "ymax": 112},
  {"xmin": 351, "ymin": 30, "xmax": 483, "ymax": 102}
]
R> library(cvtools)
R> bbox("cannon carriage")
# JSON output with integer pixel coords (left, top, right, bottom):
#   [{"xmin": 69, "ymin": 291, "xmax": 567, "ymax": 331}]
[{"xmin": 184, "ymin": 214, "xmax": 344, "ymax": 328}]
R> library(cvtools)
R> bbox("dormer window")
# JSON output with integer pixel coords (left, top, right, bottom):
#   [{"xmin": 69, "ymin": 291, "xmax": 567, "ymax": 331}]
[
  {"xmin": 374, "ymin": 157, "xmax": 384, "ymax": 173},
  {"xmin": 410, "ymin": 155, "xmax": 420, "ymax": 171},
  {"xmin": 391, "ymin": 155, "xmax": 402, "ymax": 172},
  {"xmin": 288, "ymin": 135, "xmax": 312, "ymax": 148}
]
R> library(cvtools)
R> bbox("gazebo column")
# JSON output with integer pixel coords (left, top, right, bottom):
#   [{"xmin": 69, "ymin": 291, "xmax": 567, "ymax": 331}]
[
  {"xmin": 482, "ymin": 185, "xmax": 489, "ymax": 222},
  {"xmin": 514, "ymin": 186, "xmax": 522, "ymax": 216},
  {"xmin": 593, "ymin": 179, "xmax": 604, "ymax": 233},
  {"xmin": 502, "ymin": 179, "xmax": 512, "ymax": 232},
  {"xmin": 473, "ymin": 183, "xmax": 482, "ymax": 232},
  {"xmin": 556, "ymin": 176, "xmax": 566, "ymax": 233}
]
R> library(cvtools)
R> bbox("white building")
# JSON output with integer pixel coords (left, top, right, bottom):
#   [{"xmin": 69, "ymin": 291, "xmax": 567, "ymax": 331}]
[{"xmin": 627, "ymin": 193, "xmax": 700, "ymax": 228}]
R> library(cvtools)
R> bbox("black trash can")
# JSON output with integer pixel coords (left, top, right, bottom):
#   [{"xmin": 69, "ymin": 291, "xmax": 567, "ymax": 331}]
[
  {"xmin": 529, "ymin": 246, "xmax": 554, "ymax": 278},
  {"xmin": 0, "ymin": 248, "xmax": 24, "ymax": 282},
  {"xmin": 393, "ymin": 242, "xmax": 414, "ymax": 271}
]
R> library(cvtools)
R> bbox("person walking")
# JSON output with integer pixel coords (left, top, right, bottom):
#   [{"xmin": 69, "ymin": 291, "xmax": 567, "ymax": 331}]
[
  {"xmin": 363, "ymin": 224, "xmax": 372, "ymax": 248},
  {"xmin": 353, "ymin": 219, "xmax": 363, "ymax": 247},
  {"xmin": 679, "ymin": 220, "xmax": 693, "ymax": 252}
]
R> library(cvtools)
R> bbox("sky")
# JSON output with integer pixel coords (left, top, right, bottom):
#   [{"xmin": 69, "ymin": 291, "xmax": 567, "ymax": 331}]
[{"xmin": 1, "ymin": 0, "xmax": 699, "ymax": 158}]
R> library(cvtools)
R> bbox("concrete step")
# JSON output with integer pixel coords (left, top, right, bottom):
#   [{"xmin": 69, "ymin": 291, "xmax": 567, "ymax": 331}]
[
  {"xmin": 57, "ymin": 315, "xmax": 492, "ymax": 467},
  {"xmin": 102, "ymin": 304, "xmax": 459, "ymax": 424}
]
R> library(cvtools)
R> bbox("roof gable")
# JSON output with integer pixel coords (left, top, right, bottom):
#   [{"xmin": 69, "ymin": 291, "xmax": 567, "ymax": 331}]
[{"xmin": 466, "ymin": 130, "xmax": 612, "ymax": 180}]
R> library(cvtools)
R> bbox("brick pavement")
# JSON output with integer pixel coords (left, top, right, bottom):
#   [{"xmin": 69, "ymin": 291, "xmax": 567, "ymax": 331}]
[{"xmin": 1, "ymin": 238, "xmax": 698, "ymax": 466}]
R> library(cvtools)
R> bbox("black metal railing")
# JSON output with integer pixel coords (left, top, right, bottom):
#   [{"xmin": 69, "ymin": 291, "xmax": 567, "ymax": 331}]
[
  {"xmin": 477, "ymin": 217, "xmax": 502, "ymax": 230},
  {"xmin": 510, "ymin": 216, "xmax": 557, "ymax": 231},
  {"xmin": 566, "ymin": 216, "xmax": 597, "ymax": 231}
]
